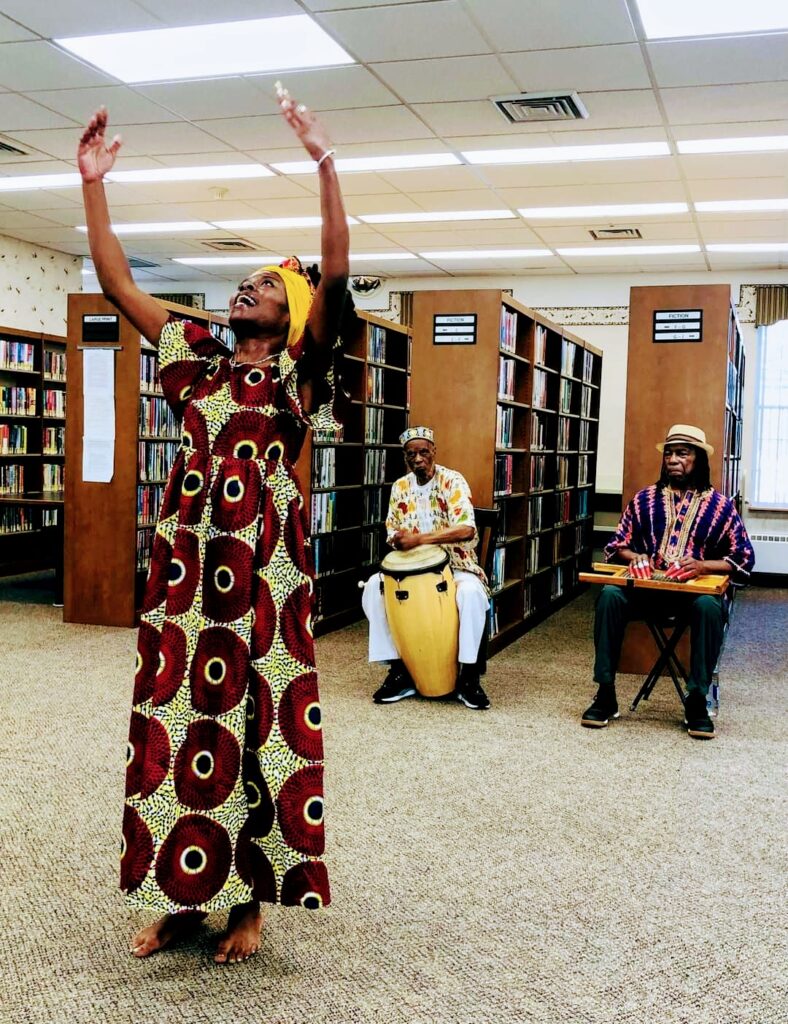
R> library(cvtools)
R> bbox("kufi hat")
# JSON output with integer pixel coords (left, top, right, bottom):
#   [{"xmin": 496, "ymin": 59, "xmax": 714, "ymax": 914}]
[
  {"xmin": 400, "ymin": 425, "xmax": 434, "ymax": 446},
  {"xmin": 656, "ymin": 423, "xmax": 714, "ymax": 456}
]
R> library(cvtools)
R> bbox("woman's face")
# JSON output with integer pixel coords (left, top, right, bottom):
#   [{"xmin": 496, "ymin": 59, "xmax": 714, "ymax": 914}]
[{"xmin": 228, "ymin": 271, "xmax": 289, "ymax": 334}]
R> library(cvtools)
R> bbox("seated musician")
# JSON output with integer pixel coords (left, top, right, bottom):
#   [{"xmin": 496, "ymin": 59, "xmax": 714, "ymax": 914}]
[
  {"xmin": 582, "ymin": 423, "xmax": 754, "ymax": 739},
  {"xmin": 361, "ymin": 426, "xmax": 491, "ymax": 710}
]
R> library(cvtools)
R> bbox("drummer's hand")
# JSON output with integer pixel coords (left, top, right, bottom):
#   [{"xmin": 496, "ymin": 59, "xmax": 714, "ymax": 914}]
[
  {"xmin": 629, "ymin": 555, "xmax": 653, "ymax": 579},
  {"xmin": 394, "ymin": 531, "xmax": 422, "ymax": 551},
  {"xmin": 672, "ymin": 556, "xmax": 704, "ymax": 580}
]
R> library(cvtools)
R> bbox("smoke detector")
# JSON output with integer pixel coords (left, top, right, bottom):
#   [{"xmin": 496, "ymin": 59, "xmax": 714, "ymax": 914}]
[{"xmin": 492, "ymin": 92, "xmax": 589, "ymax": 124}]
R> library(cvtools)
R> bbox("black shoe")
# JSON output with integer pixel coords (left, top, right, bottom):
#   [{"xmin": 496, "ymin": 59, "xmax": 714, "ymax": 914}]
[
  {"xmin": 684, "ymin": 689, "xmax": 715, "ymax": 739},
  {"xmin": 373, "ymin": 662, "xmax": 416, "ymax": 704},
  {"xmin": 456, "ymin": 668, "xmax": 490, "ymax": 710},
  {"xmin": 581, "ymin": 686, "xmax": 619, "ymax": 728}
]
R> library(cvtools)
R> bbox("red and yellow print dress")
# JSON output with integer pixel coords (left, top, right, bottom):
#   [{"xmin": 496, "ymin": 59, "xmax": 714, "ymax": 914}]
[{"xmin": 121, "ymin": 319, "xmax": 335, "ymax": 914}]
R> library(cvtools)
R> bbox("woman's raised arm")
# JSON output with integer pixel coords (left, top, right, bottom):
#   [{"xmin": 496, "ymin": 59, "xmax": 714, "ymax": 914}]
[{"xmin": 78, "ymin": 108, "xmax": 168, "ymax": 346}]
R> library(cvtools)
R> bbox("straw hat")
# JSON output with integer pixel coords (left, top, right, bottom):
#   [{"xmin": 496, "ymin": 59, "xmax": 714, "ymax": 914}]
[{"xmin": 656, "ymin": 423, "xmax": 714, "ymax": 455}]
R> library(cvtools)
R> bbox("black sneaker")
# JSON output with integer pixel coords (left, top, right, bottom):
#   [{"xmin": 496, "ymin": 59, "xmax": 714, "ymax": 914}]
[
  {"xmin": 581, "ymin": 686, "xmax": 619, "ymax": 728},
  {"xmin": 373, "ymin": 663, "xmax": 416, "ymax": 704},
  {"xmin": 456, "ymin": 669, "xmax": 490, "ymax": 711},
  {"xmin": 684, "ymin": 689, "xmax": 715, "ymax": 739}
]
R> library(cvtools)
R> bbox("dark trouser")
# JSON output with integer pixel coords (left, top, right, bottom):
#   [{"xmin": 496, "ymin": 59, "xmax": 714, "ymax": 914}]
[{"xmin": 593, "ymin": 585, "xmax": 726, "ymax": 695}]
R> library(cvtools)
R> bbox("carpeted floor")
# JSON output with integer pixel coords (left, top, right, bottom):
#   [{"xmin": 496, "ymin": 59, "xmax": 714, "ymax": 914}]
[{"xmin": 0, "ymin": 588, "xmax": 785, "ymax": 1024}]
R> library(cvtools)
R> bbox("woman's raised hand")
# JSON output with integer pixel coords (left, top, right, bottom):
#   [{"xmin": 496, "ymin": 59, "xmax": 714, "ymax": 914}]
[
  {"xmin": 77, "ymin": 107, "xmax": 122, "ymax": 184},
  {"xmin": 276, "ymin": 82, "xmax": 333, "ymax": 164}
]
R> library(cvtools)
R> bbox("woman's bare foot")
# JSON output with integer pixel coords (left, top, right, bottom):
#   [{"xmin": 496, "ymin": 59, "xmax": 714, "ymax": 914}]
[
  {"xmin": 214, "ymin": 901, "xmax": 263, "ymax": 964},
  {"xmin": 130, "ymin": 911, "xmax": 207, "ymax": 958}
]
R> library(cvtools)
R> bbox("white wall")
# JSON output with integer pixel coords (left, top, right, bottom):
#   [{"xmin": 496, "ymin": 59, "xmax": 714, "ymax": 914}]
[{"xmin": 0, "ymin": 234, "xmax": 82, "ymax": 336}]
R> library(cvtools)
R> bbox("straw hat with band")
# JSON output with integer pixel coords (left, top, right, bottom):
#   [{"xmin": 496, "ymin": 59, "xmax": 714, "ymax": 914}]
[{"xmin": 656, "ymin": 423, "xmax": 714, "ymax": 456}]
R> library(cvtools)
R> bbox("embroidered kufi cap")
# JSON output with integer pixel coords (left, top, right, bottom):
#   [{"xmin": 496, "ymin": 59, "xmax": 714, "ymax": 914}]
[
  {"xmin": 656, "ymin": 423, "xmax": 714, "ymax": 456},
  {"xmin": 399, "ymin": 425, "xmax": 434, "ymax": 446}
]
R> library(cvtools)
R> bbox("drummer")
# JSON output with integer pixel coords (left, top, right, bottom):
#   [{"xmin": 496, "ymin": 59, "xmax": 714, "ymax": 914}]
[
  {"xmin": 582, "ymin": 423, "xmax": 754, "ymax": 739},
  {"xmin": 361, "ymin": 426, "xmax": 491, "ymax": 710}
]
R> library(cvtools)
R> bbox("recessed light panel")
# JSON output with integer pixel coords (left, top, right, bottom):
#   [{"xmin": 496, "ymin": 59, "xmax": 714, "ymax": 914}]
[
  {"xmin": 557, "ymin": 245, "xmax": 701, "ymax": 256},
  {"xmin": 636, "ymin": 0, "xmax": 788, "ymax": 38},
  {"xmin": 77, "ymin": 222, "xmax": 215, "ymax": 235},
  {"xmin": 519, "ymin": 202, "xmax": 688, "ymax": 219},
  {"xmin": 420, "ymin": 249, "xmax": 553, "ymax": 259},
  {"xmin": 109, "ymin": 165, "xmax": 273, "ymax": 183},
  {"xmin": 706, "ymin": 243, "xmax": 788, "ymax": 252},
  {"xmin": 678, "ymin": 136, "xmax": 788, "ymax": 154},
  {"xmin": 56, "ymin": 16, "xmax": 354, "ymax": 84},
  {"xmin": 271, "ymin": 154, "xmax": 461, "ymax": 175},
  {"xmin": 695, "ymin": 199, "xmax": 788, "ymax": 212},
  {"xmin": 462, "ymin": 142, "xmax": 670, "ymax": 165},
  {"xmin": 212, "ymin": 216, "xmax": 358, "ymax": 229},
  {"xmin": 0, "ymin": 173, "xmax": 82, "ymax": 192},
  {"xmin": 358, "ymin": 210, "xmax": 516, "ymax": 224}
]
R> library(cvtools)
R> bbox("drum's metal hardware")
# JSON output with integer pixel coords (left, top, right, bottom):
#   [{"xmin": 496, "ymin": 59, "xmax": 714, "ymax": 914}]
[
  {"xmin": 436, "ymin": 581, "xmax": 449, "ymax": 593},
  {"xmin": 395, "ymin": 589, "xmax": 409, "ymax": 601}
]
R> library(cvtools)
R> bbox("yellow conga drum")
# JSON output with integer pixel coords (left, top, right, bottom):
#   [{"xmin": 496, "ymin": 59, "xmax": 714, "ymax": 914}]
[{"xmin": 379, "ymin": 546, "xmax": 459, "ymax": 698}]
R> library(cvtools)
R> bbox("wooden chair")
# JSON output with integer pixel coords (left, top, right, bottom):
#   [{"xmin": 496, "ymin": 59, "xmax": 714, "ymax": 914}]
[{"xmin": 472, "ymin": 506, "xmax": 500, "ymax": 675}]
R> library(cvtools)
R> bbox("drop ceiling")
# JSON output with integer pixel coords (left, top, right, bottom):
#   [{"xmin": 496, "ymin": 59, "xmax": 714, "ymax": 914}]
[{"xmin": 0, "ymin": 0, "xmax": 787, "ymax": 284}]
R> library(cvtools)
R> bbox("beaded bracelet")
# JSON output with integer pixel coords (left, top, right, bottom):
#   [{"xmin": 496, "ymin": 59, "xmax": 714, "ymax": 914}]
[{"xmin": 316, "ymin": 148, "xmax": 336, "ymax": 168}]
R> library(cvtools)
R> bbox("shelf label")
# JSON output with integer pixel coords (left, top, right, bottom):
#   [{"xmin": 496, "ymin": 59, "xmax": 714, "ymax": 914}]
[
  {"xmin": 433, "ymin": 313, "xmax": 477, "ymax": 345},
  {"xmin": 82, "ymin": 314, "xmax": 120, "ymax": 343},
  {"xmin": 652, "ymin": 309, "xmax": 702, "ymax": 343}
]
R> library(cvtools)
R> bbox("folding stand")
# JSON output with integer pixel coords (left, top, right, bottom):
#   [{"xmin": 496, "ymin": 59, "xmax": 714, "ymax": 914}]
[{"xmin": 630, "ymin": 611, "xmax": 690, "ymax": 712}]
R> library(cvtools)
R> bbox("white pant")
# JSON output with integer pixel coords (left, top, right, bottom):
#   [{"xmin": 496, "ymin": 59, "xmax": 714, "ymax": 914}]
[{"xmin": 362, "ymin": 570, "xmax": 488, "ymax": 665}]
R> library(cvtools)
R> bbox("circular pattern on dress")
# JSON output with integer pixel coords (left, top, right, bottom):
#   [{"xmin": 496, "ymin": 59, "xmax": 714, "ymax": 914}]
[
  {"xmin": 155, "ymin": 814, "xmax": 232, "ymax": 905},
  {"xmin": 120, "ymin": 805, "xmax": 154, "ymax": 893},
  {"xmin": 181, "ymin": 405, "xmax": 209, "ymax": 452},
  {"xmin": 202, "ymin": 536, "xmax": 254, "ymax": 623},
  {"xmin": 242, "ymin": 751, "xmax": 275, "ymax": 838},
  {"xmin": 280, "ymin": 860, "xmax": 330, "ymax": 909},
  {"xmin": 190, "ymin": 627, "xmax": 249, "ymax": 715},
  {"xmin": 276, "ymin": 765, "xmax": 325, "ymax": 856},
  {"xmin": 235, "ymin": 822, "xmax": 277, "ymax": 902},
  {"xmin": 256, "ymin": 494, "xmax": 281, "ymax": 569},
  {"xmin": 246, "ymin": 667, "xmax": 274, "ymax": 749},
  {"xmin": 165, "ymin": 529, "xmax": 200, "ymax": 616},
  {"xmin": 125, "ymin": 712, "xmax": 170, "ymax": 799},
  {"xmin": 279, "ymin": 582, "xmax": 315, "ymax": 667},
  {"xmin": 283, "ymin": 496, "xmax": 311, "ymax": 575},
  {"xmin": 151, "ymin": 621, "xmax": 188, "ymax": 706},
  {"xmin": 250, "ymin": 578, "xmax": 276, "ymax": 659},
  {"xmin": 214, "ymin": 410, "xmax": 270, "ymax": 459},
  {"xmin": 134, "ymin": 622, "xmax": 160, "ymax": 704},
  {"xmin": 279, "ymin": 672, "xmax": 324, "ymax": 761},
  {"xmin": 177, "ymin": 453, "xmax": 209, "ymax": 526},
  {"xmin": 210, "ymin": 461, "xmax": 262, "ymax": 532},
  {"xmin": 158, "ymin": 453, "xmax": 185, "ymax": 522},
  {"xmin": 173, "ymin": 719, "xmax": 241, "ymax": 811},
  {"xmin": 160, "ymin": 359, "xmax": 201, "ymax": 414},
  {"xmin": 140, "ymin": 532, "xmax": 173, "ymax": 613}
]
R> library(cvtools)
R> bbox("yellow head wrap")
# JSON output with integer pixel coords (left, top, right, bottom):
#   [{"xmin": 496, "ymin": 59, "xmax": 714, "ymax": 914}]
[{"xmin": 256, "ymin": 262, "xmax": 314, "ymax": 349}]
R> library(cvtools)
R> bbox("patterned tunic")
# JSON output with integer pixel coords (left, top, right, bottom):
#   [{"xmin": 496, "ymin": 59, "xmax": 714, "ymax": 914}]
[
  {"xmin": 121, "ymin": 320, "xmax": 337, "ymax": 914},
  {"xmin": 386, "ymin": 465, "xmax": 486, "ymax": 584},
  {"xmin": 604, "ymin": 484, "xmax": 755, "ymax": 581}
]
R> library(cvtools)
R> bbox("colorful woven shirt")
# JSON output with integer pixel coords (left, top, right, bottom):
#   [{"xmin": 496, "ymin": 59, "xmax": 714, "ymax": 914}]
[
  {"xmin": 604, "ymin": 484, "xmax": 755, "ymax": 580},
  {"xmin": 386, "ymin": 465, "xmax": 487, "ymax": 584}
]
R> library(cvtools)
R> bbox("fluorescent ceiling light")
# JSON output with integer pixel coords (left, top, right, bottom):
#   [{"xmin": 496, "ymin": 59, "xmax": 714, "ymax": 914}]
[
  {"xmin": 174, "ymin": 256, "xmax": 283, "ymax": 266},
  {"xmin": 420, "ymin": 249, "xmax": 553, "ymax": 259},
  {"xmin": 347, "ymin": 252, "xmax": 419, "ymax": 261},
  {"xmin": 519, "ymin": 202, "xmax": 688, "ymax": 219},
  {"xmin": 56, "ymin": 16, "xmax": 353, "ymax": 84},
  {"xmin": 212, "ymin": 216, "xmax": 358, "ymax": 229},
  {"xmin": 77, "ymin": 221, "xmax": 215, "ymax": 235},
  {"xmin": 462, "ymin": 142, "xmax": 670, "ymax": 165},
  {"xmin": 695, "ymin": 199, "xmax": 788, "ymax": 212},
  {"xmin": 0, "ymin": 172, "xmax": 82, "ymax": 192},
  {"xmin": 706, "ymin": 243, "xmax": 788, "ymax": 252},
  {"xmin": 635, "ymin": 0, "xmax": 788, "ymax": 39},
  {"xmin": 557, "ymin": 244, "xmax": 701, "ymax": 256},
  {"xmin": 678, "ymin": 136, "xmax": 788, "ymax": 155},
  {"xmin": 108, "ymin": 164, "xmax": 273, "ymax": 183},
  {"xmin": 358, "ymin": 210, "xmax": 516, "ymax": 224},
  {"xmin": 271, "ymin": 153, "xmax": 461, "ymax": 175}
]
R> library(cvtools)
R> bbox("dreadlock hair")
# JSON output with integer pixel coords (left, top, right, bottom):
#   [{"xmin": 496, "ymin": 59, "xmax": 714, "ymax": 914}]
[{"xmin": 657, "ymin": 445, "xmax": 712, "ymax": 491}]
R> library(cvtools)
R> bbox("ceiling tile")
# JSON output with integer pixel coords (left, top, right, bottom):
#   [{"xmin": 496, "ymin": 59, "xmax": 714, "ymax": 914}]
[
  {"xmin": 478, "ymin": 158, "xmax": 680, "ymax": 190},
  {"xmin": 497, "ymin": 179, "xmax": 685, "ymax": 206},
  {"xmin": 687, "ymin": 177, "xmax": 788, "ymax": 201},
  {"xmin": 504, "ymin": 44, "xmax": 651, "ymax": 92},
  {"xmin": 246, "ymin": 67, "xmax": 401, "ymax": 111},
  {"xmin": 679, "ymin": 153, "xmax": 788, "ymax": 181},
  {"xmin": 0, "ymin": 1, "xmax": 160, "ymax": 36},
  {"xmin": 648, "ymin": 36, "xmax": 788, "ymax": 88},
  {"xmin": 25, "ymin": 86, "xmax": 183, "ymax": 126},
  {"xmin": 698, "ymin": 218, "xmax": 788, "ymax": 241},
  {"xmin": 0, "ymin": 41, "xmax": 115, "ymax": 90},
  {"xmin": 371, "ymin": 55, "xmax": 517, "ymax": 103},
  {"xmin": 661, "ymin": 82, "xmax": 788, "ymax": 125},
  {"xmin": 139, "ymin": 78, "xmax": 275, "ymax": 122},
  {"xmin": 320, "ymin": 1, "xmax": 490, "ymax": 62},
  {"xmin": 463, "ymin": 0, "xmax": 636, "ymax": 50},
  {"xmin": 129, "ymin": 0, "xmax": 302, "ymax": 25},
  {"xmin": 193, "ymin": 114, "xmax": 303, "ymax": 150},
  {"xmin": 0, "ymin": 93, "xmax": 79, "ymax": 131},
  {"xmin": 303, "ymin": 0, "xmax": 427, "ymax": 8},
  {"xmin": 375, "ymin": 167, "xmax": 487, "ymax": 193},
  {"xmin": 0, "ymin": 13, "xmax": 37, "ymax": 41}
]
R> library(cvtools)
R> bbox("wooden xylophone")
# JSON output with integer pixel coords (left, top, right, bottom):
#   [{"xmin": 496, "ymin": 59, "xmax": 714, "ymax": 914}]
[{"xmin": 579, "ymin": 562, "xmax": 730, "ymax": 596}]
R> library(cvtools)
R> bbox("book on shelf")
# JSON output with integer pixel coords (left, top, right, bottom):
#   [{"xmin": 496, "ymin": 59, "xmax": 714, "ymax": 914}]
[
  {"xmin": 363, "ymin": 486, "xmax": 385, "ymax": 524},
  {"xmin": 139, "ymin": 396, "xmax": 179, "ymax": 438},
  {"xmin": 0, "ymin": 423, "xmax": 28, "ymax": 454},
  {"xmin": 554, "ymin": 489, "xmax": 571, "ymax": 526},
  {"xmin": 534, "ymin": 324, "xmax": 547, "ymax": 365},
  {"xmin": 0, "ymin": 506, "xmax": 34, "ymax": 534},
  {"xmin": 579, "ymin": 420, "xmax": 591, "ymax": 451},
  {"xmin": 559, "ymin": 378, "xmax": 574, "ymax": 414},
  {"xmin": 490, "ymin": 546, "xmax": 506, "ymax": 591},
  {"xmin": 577, "ymin": 490, "xmax": 589, "ymax": 518},
  {"xmin": 311, "ymin": 490, "xmax": 336, "ymax": 533},
  {"xmin": 497, "ymin": 356, "xmax": 516, "ymax": 399},
  {"xmin": 44, "ymin": 425, "xmax": 65, "ymax": 455},
  {"xmin": 140, "ymin": 351, "xmax": 163, "ymax": 393},
  {"xmin": 582, "ymin": 349, "xmax": 595, "ymax": 383},
  {"xmin": 578, "ymin": 455, "xmax": 590, "ymax": 486},
  {"xmin": 313, "ymin": 535, "xmax": 332, "ymax": 577},
  {"xmin": 499, "ymin": 308, "xmax": 518, "ymax": 354},
  {"xmin": 532, "ymin": 368, "xmax": 549, "ymax": 409},
  {"xmin": 1, "ymin": 386, "xmax": 36, "ymax": 416},
  {"xmin": 0, "ymin": 339, "xmax": 36, "ymax": 371},
  {"xmin": 530, "ymin": 413, "xmax": 549, "ymax": 451},
  {"xmin": 557, "ymin": 417, "xmax": 572, "ymax": 451},
  {"xmin": 495, "ymin": 404, "xmax": 514, "ymax": 448},
  {"xmin": 313, "ymin": 426, "xmax": 344, "ymax": 444},
  {"xmin": 530, "ymin": 454, "xmax": 547, "ymax": 490},
  {"xmin": 366, "ymin": 365, "xmax": 384, "ymax": 404},
  {"xmin": 487, "ymin": 597, "xmax": 499, "ymax": 638},
  {"xmin": 43, "ymin": 350, "xmax": 67, "ymax": 379},
  {"xmin": 0, "ymin": 464, "xmax": 24, "ymax": 495},
  {"xmin": 556, "ymin": 455, "xmax": 570, "ymax": 489},
  {"xmin": 136, "ymin": 526, "xmax": 155, "ymax": 571},
  {"xmin": 364, "ymin": 406, "xmax": 384, "ymax": 444},
  {"xmin": 42, "ymin": 463, "xmax": 64, "ymax": 492},
  {"xmin": 313, "ymin": 447, "xmax": 336, "ymax": 489},
  {"xmin": 364, "ymin": 448, "xmax": 385, "ymax": 485},
  {"xmin": 551, "ymin": 564, "xmax": 566, "ymax": 600},
  {"xmin": 362, "ymin": 527, "xmax": 382, "ymax": 566},
  {"xmin": 138, "ymin": 440, "xmax": 179, "ymax": 483},
  {"xmin": 367, "ymin": 325, "xmax": 386, "ymax": 364},
  {"xmin": 580, "ymin": 385, "xmax": 593, "ymax": 419},
  {"xmin": 43, "ymin": 508, "xmax": 60, "ymax": 527},
  {"xmin": 561, "ymin": 339, "xmax": 578, "ymax": 376},
  {"xmin": 523, "ymin": 583, "xmax": 535, "ymax": 619},
  {"xmin": 493, "ymin": 453, "xmax": 513, "ymax": 496},
  {"xmin": 137, "ymin": 483, "xmax": 164, "ymax": 526},
  {"xmin": 528, "ymin": 494, "xmax": 546, "ymax": 533}
]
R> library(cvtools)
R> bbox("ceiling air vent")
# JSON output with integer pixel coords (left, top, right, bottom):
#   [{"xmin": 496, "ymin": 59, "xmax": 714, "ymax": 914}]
[
  {"xmin": 0, "ymin": 137, "xmax": 29, "ymax": 156},
  {"xmin": 128, "ymin": 257, "xmax": 159, "ymax": 269},
  {"xmin": 492, "ymin": 92, "xmax": 589, "ymax": 124},
  {"xmin": 589, "ymin": 227, "xmax": 643, "ymax": 240},
  {"xmin": 202, "ymin": 239, "xmax": 255, "ymax": 251}
]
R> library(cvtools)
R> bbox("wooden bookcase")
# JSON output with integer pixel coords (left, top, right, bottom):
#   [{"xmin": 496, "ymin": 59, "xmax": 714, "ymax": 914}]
[
  {"xmin": 409, "ymin": 289, "xmax": 602, "ymax": 654},
  {"xmin": 64, "ymin": 294, "xmax": 229, "ymax": 626},
  {"xmin": 296, "ymin": 310, "xmax": 411, "ymax": 636},
  {"xmin": 0, "ymin": 323, "xmax": 67, "ymax": 585},
  {"xmin": 624, "ymin": 285, "xmax": 745, "ymax": 504}
]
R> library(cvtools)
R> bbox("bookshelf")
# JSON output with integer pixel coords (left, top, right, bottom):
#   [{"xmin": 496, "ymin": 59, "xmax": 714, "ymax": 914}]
[
  {"xmin": 64, "ymin": 294, "xmax": 230, "ymax": 626},
  {"xmin": 0, "ymin": 324, "xmax": 67, "ymax": 585},
  {"xmin": 409, "ymin": 290, "xmax": 602, "ymax": 655},
  {"xmin": 295, "ymin": 310, "xmax": 411, "ymax": 636},
  {"xmin": 624, "ymin": 285, "xmax": 745, "ymax": 505}
]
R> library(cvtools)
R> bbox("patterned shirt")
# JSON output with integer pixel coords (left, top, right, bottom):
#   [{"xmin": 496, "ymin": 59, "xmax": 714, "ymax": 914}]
[
  {"xmin": 604, "ymin": 484, "xmax": 755, "ymax": 581},
  {"xmin": 386, "ymin": 464, "xmax": 487, "ymax": 584}
]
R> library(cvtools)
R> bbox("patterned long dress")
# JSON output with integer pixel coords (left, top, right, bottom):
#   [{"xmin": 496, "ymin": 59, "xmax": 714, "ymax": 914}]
[{"xmin": 121, "ymin": 319, "xmax": 335, "ymax": 914}]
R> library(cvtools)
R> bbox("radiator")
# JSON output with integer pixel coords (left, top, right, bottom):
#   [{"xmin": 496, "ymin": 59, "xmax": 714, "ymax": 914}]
[{"xmin": 750, "ymin": 534, "xmax": 788, "ymax": 574}]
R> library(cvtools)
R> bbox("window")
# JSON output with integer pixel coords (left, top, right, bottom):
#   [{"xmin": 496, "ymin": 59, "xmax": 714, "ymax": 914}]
[{"xmin": 752, "ymin": 320, "xmax": 788, "ymax": 507}]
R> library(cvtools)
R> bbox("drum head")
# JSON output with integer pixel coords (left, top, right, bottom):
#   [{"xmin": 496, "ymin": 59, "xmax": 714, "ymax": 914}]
[{"xmin": 380, "ymin": 545, "xmax": 449, "ymax": 576}]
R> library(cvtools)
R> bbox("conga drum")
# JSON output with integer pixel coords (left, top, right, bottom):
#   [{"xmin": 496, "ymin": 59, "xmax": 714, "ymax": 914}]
[{"xmin": 379, "ymin": 546, "xmax": 459, "ymax": 698}]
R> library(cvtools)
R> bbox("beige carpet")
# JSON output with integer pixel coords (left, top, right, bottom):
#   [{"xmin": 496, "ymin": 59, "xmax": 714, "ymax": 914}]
[{"xmin": 0, "ymin": 588, "xmax": 786, "ymax": 1024}]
